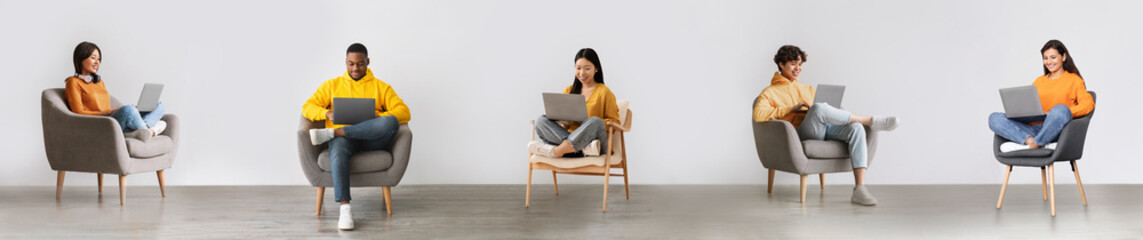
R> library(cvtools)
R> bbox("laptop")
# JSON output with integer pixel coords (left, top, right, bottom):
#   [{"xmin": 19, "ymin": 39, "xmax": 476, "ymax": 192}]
[
  {"xmin": 1000, "ymin": 85, "xmax": 1046, "ymax": 122},
  {"xmin": 332, "ymin": 98, "xmax": 376, "ymax": 125},
  {"xmin": 136, "ymin": 83, "xmax": 164, "ymax": 112},
  {"xmin": 542, "ymin": 93, "xmax": 588, "ymax": 121},
  {"xmin": 813, "ymin": 84, "xmax": 845, "ymax": 108}
]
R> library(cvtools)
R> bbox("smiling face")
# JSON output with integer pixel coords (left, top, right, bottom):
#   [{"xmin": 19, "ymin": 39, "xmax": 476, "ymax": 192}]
[
  {"xmin": 1042, "ymin": 48, "xmax": 1066, "ymax": 75},
  {"xmin": 575, "ymin": 58, "xmax": 597, "ymax": 84},
  {"xmin": 82, "ymin": 49, "xmax": 101, "ymax": 75},
  {"xmin": 778, "ymin": 56, "xmax": 803, "ymax": 80},
  {"xmin": 346, "ymin": 52, "xmax": 369, "ymax": 80}
]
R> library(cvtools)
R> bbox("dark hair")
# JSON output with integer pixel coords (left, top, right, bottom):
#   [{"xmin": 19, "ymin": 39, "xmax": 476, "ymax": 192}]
[
  {"xmin": 1041, "ymin": 39, "xmax": 1081, "ymax": 79},
  {"xmin": 773, "ymin": 45, "xmax": 806, "ymax": 70},
  {"xmin": 347, "ymin": 43, "xmax": 368, "ymax": 56},
  {"xmin": 569, "ymin": 48, "xmax": 604, "ymax": 94},
  {"xmin": 72, "ymin": 41, "xmax": 102, "ymax": 83}
]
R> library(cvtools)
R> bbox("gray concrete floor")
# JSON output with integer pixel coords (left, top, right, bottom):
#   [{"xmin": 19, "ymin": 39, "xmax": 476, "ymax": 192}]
[{"xmin": 1, "ymin": 184, "xmax": 1141, "ymax": 239}]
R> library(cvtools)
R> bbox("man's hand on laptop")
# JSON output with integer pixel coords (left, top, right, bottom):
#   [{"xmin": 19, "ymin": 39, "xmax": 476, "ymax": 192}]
[
  {"xmin": 326, "ymin": 110, "xmax": 334, "ymax": 122},
  {"xmin": 790, "ymin": 103, "xmax": 810, "ymax": 113}
]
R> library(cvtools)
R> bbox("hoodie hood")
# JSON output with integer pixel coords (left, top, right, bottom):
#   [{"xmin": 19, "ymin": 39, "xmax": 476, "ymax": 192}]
[{"xmin": 770, "ymin": 72, "xmax": 796, "ymax": 85}]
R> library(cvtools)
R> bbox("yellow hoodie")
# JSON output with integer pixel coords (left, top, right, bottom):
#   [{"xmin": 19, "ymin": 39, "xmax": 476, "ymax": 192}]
[
  {"xmin": 303, "ymin": 68, "xmax": 411, "ymax": 129},
  {"xmin": 753, "ymin": 72, "xmax": 815, "ymax": 127}
]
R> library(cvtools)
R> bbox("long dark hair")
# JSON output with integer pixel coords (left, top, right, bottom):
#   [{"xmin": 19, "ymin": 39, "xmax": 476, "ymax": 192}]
[
  {"xmin": 1041, "ymin": 39, "xmax": 1082, "ymax": 79},
  {"xmin": 72, "ymin": 41, "xmax": 102, "ymax": 83},
  {"xmin": 569, "ymin": 48, "xmax": 604, "ymax": 94}
]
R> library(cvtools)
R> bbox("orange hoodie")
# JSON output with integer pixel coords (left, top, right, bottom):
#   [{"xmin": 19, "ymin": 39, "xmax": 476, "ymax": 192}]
[
  {"xmin": 1033, "ymin": 72, "xmax": 1094, "ymax": 118},
  {"xmin": 64, "ymin": 77, "xmax": 112, "ymax": 115},
  {"xmin": 753, "ymin": 72, "xmax": 815, "ymax": 127}
]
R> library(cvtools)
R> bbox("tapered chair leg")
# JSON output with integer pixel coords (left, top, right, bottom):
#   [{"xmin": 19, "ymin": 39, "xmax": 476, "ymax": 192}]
[
  {"xmin": 97, "ymin": 173, "xmax": 103, "ymax": 194},
  {"xmin": 1040, "ymin": 167, "xmax": 1047, "ymax": 200},
  {"xmin": 799, "ymin": 175, "xmax": 808, "ymax": 203},
  {"xmin": 622, "ymin": 164, "xmax": 630, "ymax": 199},
  {"xmin": 56, "ymin": 171, "xmax": 66, "ymax": 200},
  {"xmin": 156, "ymin": 170, "xmax": 166, "ymax": 197},
  {"xmin": 315, "ymin": 187, "xmax": 325, "ymax": 215},
  {"xmin": 997, "ymin": 165, "xmax": 1012, "ymax": 209},
  {"xmin": 1048, "ymin": 164, "xmax": 1056, "ymax": 216},
  {"xmin": 382, "ymin": 186, "xmax": 393, "ymax": 215},
  {"xmin": 118, "ymin": 174, "xmax": 127, "ymax": 206},
  {"xmin": 602, "ymin": 169, "xmax": 611, "ymax": 213},
  {"xmin": 819, "ymin": 174, "xmax": 825, "ymax": 190},
  {"xmin": 767, "ymin": 169, "xmax": 775, "ymax": 194},
  {"xmin": 552, "ymin": 171, "xmax": 559, "ymax": 196},
  {"xmin": 1069, "ymin": 161, "xmax": 1088, "ymax": 206},
  {"xmin": 525, "ymin": 165, "xmax": 533, "ymax": 208}
]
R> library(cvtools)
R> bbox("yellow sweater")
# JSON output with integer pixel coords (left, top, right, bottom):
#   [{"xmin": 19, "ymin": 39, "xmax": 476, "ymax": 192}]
[
  {"xmin": 64, "ymin": 77, "xmax": 112, "ymax": 116},
  {"xmin": 562, "ymin": 83, "xmax": 620, "ymax": 132},
  {"xmin": 1033, "ymin": 72, "xmax": 1094, "ymax": 118},
  {"xmin": 753, "ymin": 72, "xmax": 815, "ymax": 127},
  {"xmin": 302, "ymin": 68, "xmax": 411, "ymax": 129}
]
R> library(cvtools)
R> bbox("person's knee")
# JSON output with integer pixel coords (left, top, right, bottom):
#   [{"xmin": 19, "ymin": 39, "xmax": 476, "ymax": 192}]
[
  {"xmin": 585, "ymin": 117, "xmax": 604, "ymax": 126},
  {"xmin": 988, "ymin": 112, "xmax": 1007, "ymax": 124},
  {"xmin": 847, "ymin": 123, "xmax": 866, "ymax": 138},
  {"xmin": 381, "ymin": 115, "xmax": 398, "ymax": 126},
  {"xmin": 1050, "ymin": 104, "xmax": 1070, "ymax": 114},
  {"xmin": 119, "ymin": 105, "xmax": 139, "ymax": 115}
]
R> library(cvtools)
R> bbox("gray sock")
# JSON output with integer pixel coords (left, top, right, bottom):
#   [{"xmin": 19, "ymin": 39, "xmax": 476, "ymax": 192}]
[{"xmin": 851, "ymin": 185, "xmax": 878, "ymax": 206}]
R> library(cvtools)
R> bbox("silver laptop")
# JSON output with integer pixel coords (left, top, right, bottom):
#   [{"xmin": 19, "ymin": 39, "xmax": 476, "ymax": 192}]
[
  {"xmin": 332, "ymin": 98, "xmax": 375, "ymax": 125},
  {"xmin": 136, "ymin": 83, "xmax": 164, "ymax": 112},
  {"xmin": 813, "ymin": 84, "xmax": 845, "ymax": 107},
  {"xmin": 542, "ymin": 93, "xmax": 588, "ymax": 121},
  {"xmin": 1000, "ymin": 85, "xmax": 1045, "ymax": 121}
]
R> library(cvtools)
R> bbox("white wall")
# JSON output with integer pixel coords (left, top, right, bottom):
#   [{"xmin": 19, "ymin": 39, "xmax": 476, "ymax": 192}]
[{"xmin": 2, "ymin": 0, "xmax": 1140, "ymax": 186}]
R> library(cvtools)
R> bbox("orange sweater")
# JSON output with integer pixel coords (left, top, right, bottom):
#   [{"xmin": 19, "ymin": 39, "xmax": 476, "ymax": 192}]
[
  {"xmin": 562, "ymin": 83, "xmax": 620, "ymax": 132},
  {"xmin": 64, "ymin": 77, "xmax": 112, "ymax": 115},
  {"xmin": 753, "ymin": 72, "xmax": 815, "ymax": 127},
  {"xmin": 1033, "ymin": 72, "xmax": 1094, "ymax": 118}
]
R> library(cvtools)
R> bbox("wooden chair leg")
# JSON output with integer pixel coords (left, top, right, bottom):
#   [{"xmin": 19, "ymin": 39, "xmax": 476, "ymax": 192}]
[
  {"xmin": 767, "ymin": 169, "xmax": 775, "ymax": 194},
  {"xmin": 382, "ymin": 186, "xmax": 393, "ymax": 215},
  {"xmin": 552, "ymin": 171, "xmax": 559, "ymax": 196},
  {"xmin": 997, "ymin": 165, "xmax": 1012, "ymax": 209},
  {"xmin": 118, "ymin": 174, "xmax": 127, "ymax": 206},
  {"xmin": 525, "ymin": 165, "xmax": 533, "ymax": 208},
  {"xmin": 156, "ymin": 170, "xmax": 166, "ymax": 198},
  {"xmin": 622, "ymin": 164, "xmax": 630, "ymax": 200},
  {"xmin": 315, "ymin": 187, "xmax": 325, "ymax": 215},
  {"xmin": 799, "ymin": 175, "xmax": 808, "ymax": 204},
  {"xmin": 603, "ymin": 169, "xmax": 611, "ymax": 213},
  {"xmin": 1048, "ymin": 164, "xmax": 1056, "ymax": 216},
  {"xmin": 1071, "ymin": 161, "xmax": 1088, "ymax": 206},
  {"xmin": 1040, "ymin": 167, "xmax": 1047, "ymax": 200},
  {"xmin": 97, "ymin": 173, "xmax": 103, "ymax": 194},
  {"xmin": 56, "ymin": 171, "xmax": 65, "ymax": 200},
  {"xmin": 819, "ymin": 174, "xmax": 825, "ymax": 190}
]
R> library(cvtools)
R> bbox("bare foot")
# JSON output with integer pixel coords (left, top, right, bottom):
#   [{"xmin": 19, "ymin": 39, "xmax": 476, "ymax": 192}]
[
  {"xmin": 552, "ymin": 141, "xmax": 574, "ymax": 157},
  {"xmin": 1025, "ymin": 137, "xmax": 1041, "ymax": 149}
]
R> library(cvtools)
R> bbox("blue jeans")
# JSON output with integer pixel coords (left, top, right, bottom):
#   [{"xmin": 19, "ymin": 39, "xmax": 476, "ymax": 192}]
[
  {"xmin": 534, "ymin": 115, "xmax": 607, "ymax": 151},
  {"xmin": 796, "ymin": 103, "xmax": 869, "ymax": 169},
  {"xmin": 328, "ymin": 115, "xmax": 400, "ymax": 202},
  {"xmin": 110, "ymin": 101, "xmax": 165, "ymax": 132},
  {"xmin": 988, "ymin": 104, "xmax": 1071, "ymax": 146}
]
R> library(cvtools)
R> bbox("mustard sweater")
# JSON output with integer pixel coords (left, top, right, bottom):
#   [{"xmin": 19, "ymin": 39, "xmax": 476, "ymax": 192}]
[
  {"xmin": 562, "ymin": 83, "xmax": 620, "ymax": 132},
  {"xmin": 64, "ymin": 77, "xmax": 112, "ymax": 116},
  {"xmin": 1033, "ymin": 72, "xmax": 1094, "ymax": 118},
  {"xmin": 302, "ymin": 68, "xmax": 411, "ymax": 129},
  {"xmin": 753, "ymin": 72, "xmax": 815, "ymax": 127}
]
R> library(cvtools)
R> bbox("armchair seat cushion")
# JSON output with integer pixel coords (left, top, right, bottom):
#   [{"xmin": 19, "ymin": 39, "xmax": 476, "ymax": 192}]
[
  {"xmin": 124, "ymin": 135, "xmax": 175, "ymax": 158},
  {"xmin": 530, "ymin": 154, "xmax": 623, "ymax": 169},
  {"xmin": 998, "ymin": 148, "xmax": 1054, "ymax": 158},
  {"xmin": 317, "ymin": 150, "xmax": 394, "ymax": 173},
  {"xmin": 802, "ymin": 140, "xmax": 850, "ymax": 159}
]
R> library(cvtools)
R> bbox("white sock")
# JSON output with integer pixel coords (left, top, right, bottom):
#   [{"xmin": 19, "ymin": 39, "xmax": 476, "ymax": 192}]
[
  {"xmin": 310, "ymin": 128, "xmax": 335, "ymax": 145},
  {"xmin": 528, "ymin": 140, "xmax": 556, "ymax": 157},
  {"xmin": 150, "ymin": 121, "xmax": 167, "ymax": 136},
  {"xmin": 871, "ymin": 116, "xmax": 899, "ymax": 131},
  {"xmin": 583, "ymin": 140, "xmax": 601, "ymax": 156},
  {"xmin": 1000, "ymin": 142, "xmax": 1031, "ymax": 152}
]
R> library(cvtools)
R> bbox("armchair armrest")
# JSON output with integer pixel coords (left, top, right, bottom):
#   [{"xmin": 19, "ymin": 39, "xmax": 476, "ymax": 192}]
[
  {"xmin": 752, "ymin": 120, "xmax": 807, "ymax": 173},
  {"xmin": 41, "ymin": 95, "xmax": 129, "ymax": 173},
  {"xmin": 297, "ymin": 116, "xmax": 324, "ymax": 183},
  {"xmin": 1054, "ymin": 115, "xmax": 1091, "ymax": 160},
  {"xmin": 385, "ymin": 124, "xmax": 413, "ymax": 185}
]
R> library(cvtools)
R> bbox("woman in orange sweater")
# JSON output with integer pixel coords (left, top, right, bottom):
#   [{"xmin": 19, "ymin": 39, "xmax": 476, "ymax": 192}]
[
  {"xmin": 531, "ymin": 48, "xmax": 620, "ymax": 158},
  {"xmin": 64, "ymin": 42, "xmax": 167, "ymax": 141},
  {"xmin": 989, "ymin": 40, "xmax": 1095, "ymax": 151}
]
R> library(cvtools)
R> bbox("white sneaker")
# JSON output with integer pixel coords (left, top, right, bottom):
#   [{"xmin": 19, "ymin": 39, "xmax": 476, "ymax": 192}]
[
  {"xmin": 310, "ymin": 128, "xmax": 335, "ymax": 145},
  {"xmin": 1045, "ymin": 142, "xmax": 1058, "ymax": 150},
  {"xmin": 528, "ymin": 140, "xmax": 556, "ymax": 157},
  {"xmin": 126, "ymin": 128, "xmax": 153, "ymax": 142},
  {"xmin": 1000, "ymin": 142, "xmax": 1031, "ymax": 153},
  {"xmin": 338, "ymin": 204, "xmax": 354, "ymax": 230},
  {"xmin": 583, "ymin": 140, "xmax": 601, "ymax": 156},
  {"xmin": 871, "ymin": 116, "xmax": 899, "ymax": 131},
  {"xmin": 150, "ymin": 121, "xmax": 167, "ymax": 136}
]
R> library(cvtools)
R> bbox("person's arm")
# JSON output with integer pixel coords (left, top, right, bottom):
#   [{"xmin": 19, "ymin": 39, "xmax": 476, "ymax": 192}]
[
  {"xmin": 1069, "ymin": 80, "xmax": 1095, "ymax": 117},
  {"xmin": 302, "ymin": 81, "xmax": 332, "ymax": 121},
  {"xmin": 376, "ymin": 85, "xmax": 411, "ymax": 124},
  {"xmin": 65, "ymin": 79, "xmax": 104, "ymax": 116},
  {"xmin": 753, "ymin": 93, "xmax": 791, "ymax": 122}
]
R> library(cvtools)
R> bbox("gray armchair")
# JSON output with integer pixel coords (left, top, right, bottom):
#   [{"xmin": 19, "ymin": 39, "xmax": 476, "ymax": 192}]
[
  {"xmin": 297, "ymin": 116, "xmax": 412, "ymax": 215},
  {"xmin": 995, "ymin": 91, "xmax": 1095, "ymax": 216},
  {"xmin": 751, "ymin": 96, "xmax": 879, "ymax": 203},
  {"xmin": 41, "ymin": 88, "xmax": 179, "ymax": 206}
]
